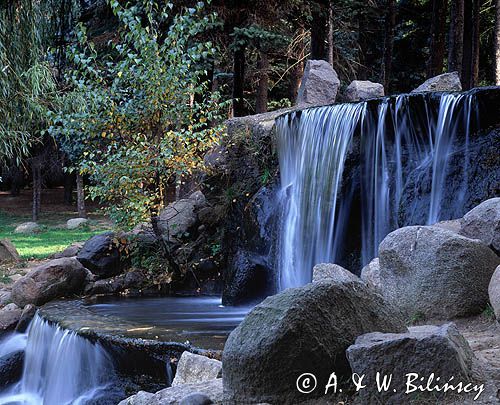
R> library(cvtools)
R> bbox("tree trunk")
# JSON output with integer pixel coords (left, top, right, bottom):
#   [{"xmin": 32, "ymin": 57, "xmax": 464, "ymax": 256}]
[
  {"xmin": 310, "ymin": 0, "xmax": 327, "ymax": 60},
  {"xmin": 289, "ymin": 24, "xmax": 305, "ymax": 102},
  {"xmin": 10, "ymin": 163, "xmax": 22, "ymax": 196},
  {"xmin": 496, "ymin": 0, "xmax": 500, "ymax": 85},
  {"xmin": 150, "ymin": 212, "xmax": 181, "ymax": 277},
  {"xmin": 448, "ymin": 0, "xmax": 464, "ymax": 73},
  {"xmin": 232, "ymin": 46, "xmax": 246, "ymax": 117},
  {"xmin": 471, "ymin": 0, "xmax": 481, "ymax": 87},
  {"xmin": 462, "ymin": 0, "xmax": 473, "ymax": 89},
  {"xmin": 382, "ymin": 0, "xmax": 396, "ymax": 89},
  {"xmin": 427, "ymin": 0, "xmax": 447, "ymax": 77},
  {"xmin": 76, "ymin": 173, "xmax": 86, "ymax": 218},
  {"xmin": 32, "ymin": 161, "xmax": 42, "ymax": 222},
  {"xmin": 327, "ymin": 0, "xmax": 334, "ymax": 66},
  {"xmin": 255, "ymin": 50, "xmax": 269, "ymax": 113},
  {"xmin": 63, "ymin": 171, "xmax": 75, "ymax": 205}
]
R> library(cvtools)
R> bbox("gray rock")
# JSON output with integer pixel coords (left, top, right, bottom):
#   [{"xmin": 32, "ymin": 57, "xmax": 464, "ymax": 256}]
[
  {"xmin": 0, "ymin": 289, "xmax": 11, "ymax": 306},
  {"xmin": 297, "ymin": 60, "xmax": 340, "ymax": 106},
  {"xmin": 15, "ymin": 304, "xmax": 36, "ymax": 333},
  {"xmin": 432, "ymin": 218, "xmax": 462, "ymax": 233},
  {"xmin": 345, "ymin": 80, "xmax": 384, "ymax": 102},
  {"xmin": 52, "ymin": 242, "xmax": 84, "ymax": 259},
  {"xmin": 347, "ymin": 323, "xmax": 475, "ymax": 404},
  {"xmin": 84, "ymin": 270, "xmax": 145, "ymax": 295},
  {"xmin": 179, "ymin": 393, "xmax": 213, "ymax": 405},
  {"xmin": 0, "ymin": 303, "xmax": 22, "ymax": 335},
  {"xmin": 222, "ymin": 280, "xmax": 406, "ymax": 404},
  {"xmin": 14, "ymin": 222, "xmax": 40, "ymax": 234},
  {"xmin": 158, "ymin": 191, "xmax": 207, "ymax": 242},
  {"xmin": 0, "ymin": 350, "xmax": 23, "ymax": 389},
  {"xmin": 460, "ymin": 198, "xmax": 500, "ymax": 255},
  {"xmin": 66, "ymin": 218, "xmax": 88, "ymax": 230},
  {"xmin": 488, "ymin": 265, "xmax": 500, "ymax": 320},
  {"xmin": 11, "ymin": 257, "xmax": 87, "ymax": 307},
  {"xmin": 378, "ymin": 226, "xmax": 500, "ymax": 320},
  {"xmin": 118, "ymin": 379, "xmax": 223, "ymax": 405},
  {"xmin": 172, "ymin": 351, "xmax": 222, "ymax": 387},
  {"xmin": 360, "ymin": 257, "xmax": 381, "ymax": 291},
  {"xmin": 0, "ymin": 240, "xmax": 20, "ymax": 264},
  {"xmin": 77, "ymin": 232, "xmax": 121, "ymax": 279},
  {"xmin": 411, "ymin": 71, "xmax": 462, "ymax": 93},
  {"xmin": 312, "ymin": 263, "xmax": 360, "ymax": 283}
]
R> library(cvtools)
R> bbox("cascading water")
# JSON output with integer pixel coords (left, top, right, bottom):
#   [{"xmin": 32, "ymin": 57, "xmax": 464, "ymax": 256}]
[
  {"xmin": 276, "ymin": 92, "xmax": 478, "ymax": 289},
  {"xmin": 0, "ymin": 313, "xmax": 119, "ymax": 405}
]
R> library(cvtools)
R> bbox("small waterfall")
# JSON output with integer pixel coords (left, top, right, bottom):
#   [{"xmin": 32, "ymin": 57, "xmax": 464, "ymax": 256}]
[
  {"xmin": 276, "ymin": 92, "xmax": 478, "ymax": 288},
  {"xmin": 0, "ymin": 313, "xmax": 117, "ymax": 405}
]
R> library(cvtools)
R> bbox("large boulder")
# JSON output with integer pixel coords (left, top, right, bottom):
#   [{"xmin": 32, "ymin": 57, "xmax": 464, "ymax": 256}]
[
  {"xmin": 345, "ymin": 80, "xmax": 384, "ymax": 102},
  {"xmin": 460, "ymin": 198, "xmax": 500, "ymax": 255},
  {"xmin": 222, "ymin": 280, "xmax": 406, "ymax": 404},
  {"xmin": 312, "ymin": 263, "xmax": 360, "ymax": 283},
  {"xmin": 77, "ymin": 232, "xmax": 121, "ymax": 278},
  {"xmin": 488, "ymin": 265, "xmax": 500, "ymax": 320},
  {"xmin": 172, "ymin": 352, "xmax": 222, "ymax": 387},
  {"xmin": 297, "ymin": 60, "xmax": 340, "ymax": 106},
  {"xmin": 377, "ymin": 226, "xmax": 500, "ymax": 320},
  {"xmin": 0, "ymin": 240, "xmax": 20, "ymax": 264},
  {"xmin": 411, "ymin": 71, "xmax": 462, "ymax": 93},
  {"xmin": 14, "ymin": 222, "xmax": 40, "ymax": 234},
  {"xmin": 117, "ymin": 379, "xmax": 222, "ymax": 405},
  {"xmin": 360, "ymin": 257, "xmax": 381, "ymax": 290},
  {"xmin": 11, "ymin": 257, "xmax": 87, "ymax": 307},
  {"xmin": 347, "ymin": 323, "xmax": 475, "ymax": 404},
  {"xmin": 66, "ymin": 218, "xmax": 88, "ymax": 230}
]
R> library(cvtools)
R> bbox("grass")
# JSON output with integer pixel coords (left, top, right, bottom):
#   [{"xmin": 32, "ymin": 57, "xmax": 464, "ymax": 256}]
[{"xmin": 0, "ymin": 210, "xmax": 113, "ymax": 260}]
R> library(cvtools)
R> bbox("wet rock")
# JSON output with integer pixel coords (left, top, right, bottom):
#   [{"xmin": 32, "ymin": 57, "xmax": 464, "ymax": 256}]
[
  {"xmin": 0, "ymin": 303, "xmax": 22, "ymax": 335},
  {"xmin": 297, "ymin": 60, "xmax": 340, "ymax": 106},
  {"xmin": 118, "ymin": 379, "xmax": 222, "ymax": 405},
  {"xmin": 84, "ymin": 270, "xmax": 145, "ymax": 295},
  {"xmin": 360, "ymin": 257, "xmax": 381, "ymax": 290},
  {"xmin": 347, "ymin": 323, "xmax": 475, "ymax": 404},
  {"xmin": 172, "ymin": 352, "xmax": 222, "ymax": 387},
  {"xmin": 345, "ymin": 80, "xmax": 384, "ymax": 102},
  {"xmin": 14, "ymin": 222, "xmax": 40, "ymax": 234},
  {"xmin": 0, "ymin": 240, "xmax": 20, "ymax": 264},
  {"xmin": 222, "ymin": 280, "xmax": 406, "ymax": 404},
  {"xmin": 412, "ymin": 71, "xmax": 462, "ymax": 93},
  {"xmin": 15, "ymin": 304, "xmax": 36, "ymax": 332},
  {"xmin": 378, "ymin": 226, "xmax": 500, "ymax": 320},
  {"xmin": 11, "ymin": 257, "xmax": 88, "ymax": 307},
  {"xmin": 312, "ymin": 263, "xmax": 360, "ymax": 283},
  {"xmin": 66, "ymin": 218, "xmax": 88, "ymax": 230},
  {"xmin": 460, "ymin": 198, "xmax": 500, "ymax": 255},
  {"xmin": 0, "ymin": 350, "xmax": 23, "ymax": 389},
  {"xmin": 179, "ymin": 393, "xmax": 213, "ymax": 405},
  {"xmin": 77, "ymin": 232, "xmax": 121, "ymax": 279},
  {"xmin": 52, "ymin": 242, "xmax": 84, "ymax": 259},
  {"xmin": 488, "ymin": 265, "xmax": 500, "ymax": 320}
]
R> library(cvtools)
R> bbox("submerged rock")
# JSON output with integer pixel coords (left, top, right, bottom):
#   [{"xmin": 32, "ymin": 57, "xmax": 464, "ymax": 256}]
[
  {"xmin": 11, "ymin": 257, "xmax": 87, "ymax": 307},
  {"xmin": 488, "ymin": 265, "xmax": 500, "ymax": 321},
  {"xmin": 377, "ymin": 226, "xmax": 500, "ymax": 320},
  {"xmin": 412, "ymin": 71, "xmax": 462, "ymax": 92},
  {"xmin": 172, "ymin": 352, "xmax": 221, "ymax": 387},
  {"xmin": 312, "ymin": 263, "xmax": 360, "ymax": 283},
  {"xmin": 77, "ymin": 232, "xmax": 121, "ymax": 279},
  {"xmin": 460, "ymin": 198, "xmax": 500, "ymax": 255},
  {"xmin": 345, "ymin": 80, "xmax": 384, "ymax": 101},
  {"xmin": 347, "ymin": 323, "xmax": 475, "ymax": 404},
  {"xmin": 222, "ymin": 280, "xmax": 405, "ymax": 404},
  {"xmin": 0, "ymin": 240, "xmax": 20, "ymax": 264},
  {"xmin": 297, "ymin": 60, "xmax": 340, "ymax": 106}
]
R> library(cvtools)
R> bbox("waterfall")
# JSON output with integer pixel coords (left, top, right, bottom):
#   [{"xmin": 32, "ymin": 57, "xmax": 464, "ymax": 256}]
[
  {"xmin": 276, "ymin": 92, "xmax": 478, "ymax": 289},
  {"xmin": 0, "ymin": 313, "xmax": 118, "ymax": 405}
]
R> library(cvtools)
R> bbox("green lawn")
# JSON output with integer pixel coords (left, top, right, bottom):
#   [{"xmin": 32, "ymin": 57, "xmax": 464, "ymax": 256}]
[{"xmin": 0, "ymin": 210, "xmax": 112, "ymax": 260}]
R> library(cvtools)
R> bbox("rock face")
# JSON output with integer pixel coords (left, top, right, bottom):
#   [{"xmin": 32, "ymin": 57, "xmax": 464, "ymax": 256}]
[
  {"xmin": 411, "ymin": 71, "xmax": 462, "ymax": 92},
  {"xmin": 14, "ymin": 222, "xmax": 40, "ymax": 234},
  {"xmin": 77, "ymin": 232, "xmax": 121, "ymax": 279},
  {"xmin": 66, "ymin": 218, "xmax": 88, "ymax": 230},
  {"xmin": 345, "ymin": 80, "xmax": 384, "ymax": 102},
  {"xmin": 377, "ymin": 226, "xmax": 500, "ymax": 320},
  {"xmin": 347, "ymin": 323, "xmax": 475, "ymax": 404},
  {"xmin": 0, "ymin": 240, "xmax": 20, "ymax": 264},
  {"xmin": 172, "ymin": 352, "xmax": 222, "ymax": 387},
  {"xmin": 222, "ymin": 280, "xmax": 406, "ymax": 404},
  {"xmin": 0, "ymin": 303, "xmax": 22, "ymax": 335},
  {"xmin": 489, "ymin": 265, "xmax": 500, "ymax": 320},
  {"xmin": 117, "ymin": 379, "xmax": 222, "ymax": 405},
  {"xmin": 297, "ymin": 60, "xmax": 340, "ymax": 106},
  {"xmin": 460, "ymin": 198, "xmax": 500, "ymax": 255},
  {"xmin": 311, "ymin": 263, "xmax": 360, "ymax": 283},
  {"xmin": 11, "ymin": 257, "xmax": 87, "ymax": 307}
]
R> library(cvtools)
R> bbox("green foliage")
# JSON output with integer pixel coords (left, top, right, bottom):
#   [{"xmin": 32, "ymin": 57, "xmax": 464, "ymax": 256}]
[{"xmin": 50, "ymin": 0, "xmax": 229, "ymax": 228}]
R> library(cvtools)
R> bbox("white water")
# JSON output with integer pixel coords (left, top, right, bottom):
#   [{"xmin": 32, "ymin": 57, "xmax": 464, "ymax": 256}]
[
  {"xmin": 276, "ymin": 92, "xmax": 478, "ymax": 289},
  {"xmin": 0, "ymin": 314, "xmax": 115, "ymax": 405}
]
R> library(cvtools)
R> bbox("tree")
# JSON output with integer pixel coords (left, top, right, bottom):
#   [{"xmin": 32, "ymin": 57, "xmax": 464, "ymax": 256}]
[
  {"xmin": 448, "ymin": 0, "xmax": 464, "ymax": 73},
  {"xmin": 427, "ymin": 0, "xmax": 447, "ymax": 77},
  {"xmin": 496, "ymin": 0, "xmax": 500, "ymax": 85},
  {"xmin": 51, "ymin": 0, "xmax": 228, "ymax": 276},
  {"xmin": 382, "ymin": 0, "xmax": 396, "ymax": 89}
]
